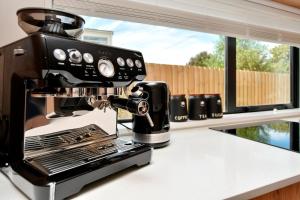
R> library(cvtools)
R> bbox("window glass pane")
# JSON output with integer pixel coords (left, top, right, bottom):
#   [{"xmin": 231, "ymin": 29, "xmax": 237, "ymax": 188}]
[
  {"xmin": 82, "ymin": 16, "xmax": 225, "ymax": 119},
  {"xmin": 236, "ymin": 39, "xmax": 290, "ymax": 107},
  {"xmin": 82, "ymin": 35, "xmax": 108, "ymax": 45}
]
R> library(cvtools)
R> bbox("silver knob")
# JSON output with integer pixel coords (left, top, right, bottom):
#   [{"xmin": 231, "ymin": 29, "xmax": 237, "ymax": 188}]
[
  {"xmin": 117, "ymin": 57, "xmax": 125, "ymax": 66},
  {"xmin": 83, "ymin": 53, "xmax": 94, "ymax": 64},
  {"xmin": 53, "ymin": 49, "xmax": 66, "ymax": 61},
  {"xmin": 126, "ymin": 58, "xmax": 134, "ymax": 68},
  {"xmin": 135, "ymin": 60, "xmax": 143, "ymax": 68},
  {"xmin": 69, "ymin": 49, "xmax": 82, "ymax": 63},
  {"xmin": 98, "ymin": 59, "xmax": 115, "ymax": 78}
]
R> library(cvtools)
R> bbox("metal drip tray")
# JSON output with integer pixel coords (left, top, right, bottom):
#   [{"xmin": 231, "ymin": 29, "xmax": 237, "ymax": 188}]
[
  {"xmin": 24, "ymin": 124, "xmax": 113, "ymax": 157},
  {"xmin": 25, "ymin": 140, "xmax": 140, "ymax": 176},
  {"xmin": 24, "ymin": 124, "xmax": 142, "ymax": 176}
]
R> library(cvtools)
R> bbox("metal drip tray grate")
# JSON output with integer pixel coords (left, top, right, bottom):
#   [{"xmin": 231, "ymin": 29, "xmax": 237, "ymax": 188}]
[
  {"xmin": 24, "ymin": 124, "xmax": 112, "ymax": 156},
  {"xmin": 24, "ymin": 124, "xmax": 142, "ymax": 176},
  {"xmin": 25, "ymin": 140, "xmax": 139, "ymax": 176},
  {"xmin": 25, "ymin": 136, "xmax": 66, "ymax": 151}
]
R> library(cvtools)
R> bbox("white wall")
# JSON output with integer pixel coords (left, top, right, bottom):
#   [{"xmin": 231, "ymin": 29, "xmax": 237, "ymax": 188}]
[{"xmin": 0, "ymin": 0, "xmax": 52, "ymax": 47}]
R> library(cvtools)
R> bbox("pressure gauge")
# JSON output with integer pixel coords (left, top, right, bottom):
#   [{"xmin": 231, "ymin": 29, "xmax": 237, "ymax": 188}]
[{"xmin": 98, "ymin": 59, "xmax": 115, "ymax": 78}]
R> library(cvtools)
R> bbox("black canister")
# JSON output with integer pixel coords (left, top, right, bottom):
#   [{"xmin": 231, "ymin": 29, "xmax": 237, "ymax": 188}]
[
  {"xmin": 188, "ymin": 94, "xmax": 207, "ymax": 120},
  {"xmin": 170, "ymin": 95, "xmax": 188, "ymax": 122},
  {"xmin": 205, "ymin": 94, "xmax": 223, "ymax": 118}
]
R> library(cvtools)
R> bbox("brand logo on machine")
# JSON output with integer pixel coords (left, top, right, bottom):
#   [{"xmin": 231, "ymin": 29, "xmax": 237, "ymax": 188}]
[{"xmin": 175, "ymin": 115, "xmax": 188, "ymax": 121}]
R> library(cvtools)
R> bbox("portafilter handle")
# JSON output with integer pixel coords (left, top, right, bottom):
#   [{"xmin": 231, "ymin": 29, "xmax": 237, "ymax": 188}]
[{"xmin": 108, "ymin": 96, "xmax": 154, "ymax": 127}]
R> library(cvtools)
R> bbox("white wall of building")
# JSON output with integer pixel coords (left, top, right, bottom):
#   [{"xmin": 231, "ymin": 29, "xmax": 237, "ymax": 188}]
[{"xmin": 0, "ymin": 0, "xmax": 52, "ymax": 46}]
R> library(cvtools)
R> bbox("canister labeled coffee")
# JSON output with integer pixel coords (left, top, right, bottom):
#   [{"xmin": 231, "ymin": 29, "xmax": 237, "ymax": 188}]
[
  {"xmin": 188, "ymin": 94, "xmax": 207, "ymax": 120},
  {"xmin": 170, "ymin": 95, "xmax": 188, "ymax": 122},
  {"xmin": 204, "ymin": 94, "xmax": 223, "ymax": 118}
]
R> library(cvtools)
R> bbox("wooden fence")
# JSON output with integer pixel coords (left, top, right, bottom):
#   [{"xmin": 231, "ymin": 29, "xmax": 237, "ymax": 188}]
[{"xmin": 144, "ymin": 63, "xmax": 290, "ymax": 106}]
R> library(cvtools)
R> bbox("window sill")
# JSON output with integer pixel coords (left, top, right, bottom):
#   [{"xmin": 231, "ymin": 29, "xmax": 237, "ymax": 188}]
[{"xmin": 118, "ymin": 108, "xmax": 300, "ymax": 136}]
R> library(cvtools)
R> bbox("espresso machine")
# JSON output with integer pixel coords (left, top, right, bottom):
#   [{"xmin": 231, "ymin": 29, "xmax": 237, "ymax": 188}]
[{"xmin": 0, "ymin": 8, "xmax": 153, "ymax": 200}]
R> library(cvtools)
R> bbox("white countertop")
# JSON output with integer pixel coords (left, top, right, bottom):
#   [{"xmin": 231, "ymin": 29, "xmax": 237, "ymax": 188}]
[{"xmin": 2, "ymin": 109, "xmax": 300, "ymax": 199}]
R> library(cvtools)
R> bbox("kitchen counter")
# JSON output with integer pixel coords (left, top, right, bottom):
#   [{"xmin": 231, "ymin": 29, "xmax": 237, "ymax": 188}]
[{"xmin": 2, "ymin": 109, "xmax": 300, "ymax": 199}]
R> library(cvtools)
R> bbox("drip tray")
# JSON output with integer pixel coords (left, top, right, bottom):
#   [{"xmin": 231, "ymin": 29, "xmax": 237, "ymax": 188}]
[
  {"xmin": 24, "ymin": 124, "xmax": 111, "ymax": 156},
  {"xmin": 24, "ymin": 125, "xmax": 142, "ymax": 177},
  {"xmin": 25, "ymin": 140, "xmax": 140, "ymax": 176}
]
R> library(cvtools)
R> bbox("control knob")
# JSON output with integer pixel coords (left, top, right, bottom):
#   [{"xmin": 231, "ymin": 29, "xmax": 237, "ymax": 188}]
[
  {"xmin": 53, "ymin": 49, "xmax": 66, "ymax": 61},
  {"xmin": 135, "ymin": 60, "xmax": 143, "ymax": 68},
  {"xmin": 69, "ymin": 49, "xmax": 82, "ymax": 63},
  {"xmin": 83, "ymin": 53, "xmax": 94, "ymax": 64},
  {"xmin": 98, "ymin": 59, "xmax": 115, "ymax": 78},
  {"xmin": 126, "ymin": 58, "xmax": 134, "ymax": 68},
  {"xmin": 117, "ymin": 57, "xmax": 125, "ymax": 66}
]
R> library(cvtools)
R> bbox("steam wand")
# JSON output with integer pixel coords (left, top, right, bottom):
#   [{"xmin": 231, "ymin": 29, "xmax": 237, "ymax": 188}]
[
  {"xmin": 108, "ymin": 86, "xmax": 154, "ymax": 127},
  {"xmin": 94, "ymin": 86, "xmax": 154, "ymax": 127}
]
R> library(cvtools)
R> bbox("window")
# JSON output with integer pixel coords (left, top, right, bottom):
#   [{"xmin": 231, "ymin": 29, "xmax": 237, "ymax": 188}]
[
  {"xmin": 83, "ymin": 35, "xmax": 108, "ymax": 45},
  {"xmin": 82, "ymin": 16, "xmax": 226, "ymax": 119},
  {"xmin": 236, "ymin": 39, "xmax": 290, "ymax": 107},
  {"xmin": 81, "ymin": 28, "xmax": 113, "ymax": 45},
  {"xmin": 80, "ymin": 16, "xmax": 299, "ymax": 117},
  {"xmin": 225, "ymin": 37, "xmax": 298, "ymax": 113}
]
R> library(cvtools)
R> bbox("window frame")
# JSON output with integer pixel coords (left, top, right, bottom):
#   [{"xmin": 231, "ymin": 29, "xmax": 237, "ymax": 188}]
[
  {"xmin": 119, "ymin": 37, "xmax": 299, "ymax": 122},
  {"xmin": 82, "ymin": 17, "xmax": 299, "ymax": 119},
  {"xmin": 224, "ymin": 37, "xmax": 299, "ymax": 114}
]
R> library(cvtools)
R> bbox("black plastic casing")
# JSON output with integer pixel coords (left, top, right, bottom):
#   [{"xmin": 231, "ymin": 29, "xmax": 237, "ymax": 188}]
[{"xmin": 132, "ymin": 82, "xmax": 170, "ymax": 134}]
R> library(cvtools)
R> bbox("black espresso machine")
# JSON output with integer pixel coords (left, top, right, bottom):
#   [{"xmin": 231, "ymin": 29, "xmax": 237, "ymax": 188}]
[{"xmin": 0, "ymin": 8, "xmax": 153, "ymax": 200}]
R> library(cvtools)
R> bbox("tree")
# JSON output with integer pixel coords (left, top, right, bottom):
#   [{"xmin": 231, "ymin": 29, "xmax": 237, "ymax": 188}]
[
  {"xmin": 188, "ymin": 51, "xmax": 211, "ymax": 67},
  {"xmin": 187, "ymin": 36, "xmax": 225, "ymax": 68},
  {"xmin": 187, "ymin": 37, "xmax": 289, "ymax": 73},
  {"xmin": 268, "ymin": 45, "xmax": 289, "ymax": 73},
  {"xmin": 236, "ymin": 39, "xmax": 271, "ymax": 71}
]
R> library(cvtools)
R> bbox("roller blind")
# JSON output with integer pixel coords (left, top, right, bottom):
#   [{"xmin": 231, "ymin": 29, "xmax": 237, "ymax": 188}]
[{"xmin": 53, "ymin": 0, "xmax": 300, "ymax": 47}]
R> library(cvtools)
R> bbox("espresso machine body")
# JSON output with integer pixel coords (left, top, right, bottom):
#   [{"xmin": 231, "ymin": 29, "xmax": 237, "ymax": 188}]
[
  {"xmin": 132, "ymin": 81, "xmax": 170, "ymax": 148},
  {"xmin": 0, "ymin": 9, "xmax": 152, "ymax": 199}
]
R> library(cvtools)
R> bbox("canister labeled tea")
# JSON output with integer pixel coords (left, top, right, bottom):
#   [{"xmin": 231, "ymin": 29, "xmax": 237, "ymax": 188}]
[{"xmin": 188, "ymin": 94, "xmax": 207, "ymax": 120}]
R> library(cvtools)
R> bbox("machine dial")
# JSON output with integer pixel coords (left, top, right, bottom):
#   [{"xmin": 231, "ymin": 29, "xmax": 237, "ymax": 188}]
[
  {"xmin": 98, "ymin": 59, "xmax": 115, "ymax": 78},
  {"xmin": 117, "ymin": 57, "xmax": 125, "ymax": 66},
  {"xmin": 126, "ymin": 58, "xmax": 134, "ymax": 68},
  {"xmin": 53, "ymin": 49, "xmax": 66, "ymax": 61},
  {"xmin": 69, "ymin": 49, "xmax": 82, "ymax": 63},
  {"xmin": 83, "ymin": 53, "xmax": 94, "ymax": 64},
  {"xmin": 135, "ymin": 59, "xmax": 143, "ymax": 68}
]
